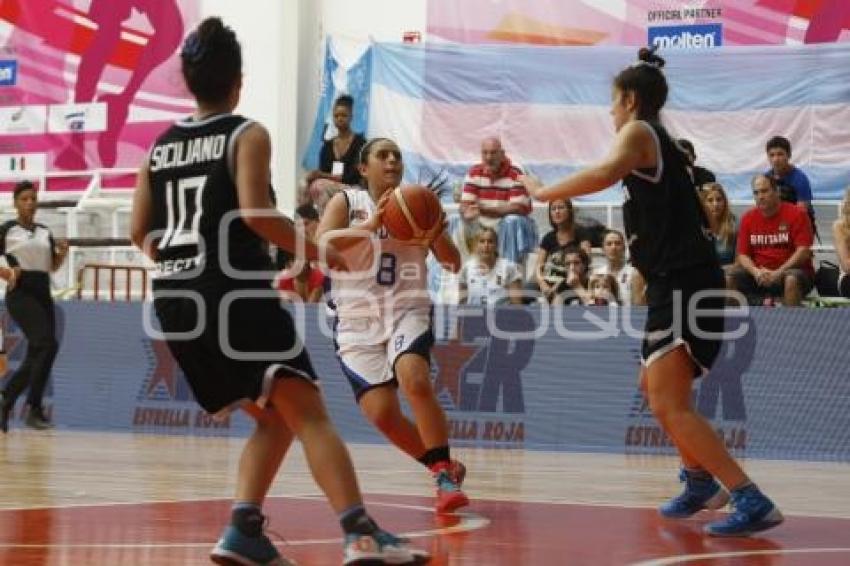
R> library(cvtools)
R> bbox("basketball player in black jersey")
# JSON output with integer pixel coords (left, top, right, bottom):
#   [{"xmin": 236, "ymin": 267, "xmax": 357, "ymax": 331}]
[
  {"xmin": 130, "ymin": 18, "xmax": 428, "ymax": 565},
  {"xmin": 523, "ymin": 48, "xmax": 783, "ymax": 537}
]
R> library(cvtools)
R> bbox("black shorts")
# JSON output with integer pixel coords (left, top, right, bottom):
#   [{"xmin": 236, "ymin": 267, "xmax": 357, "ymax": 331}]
[
  {"xmin": 642, "ymin": 263, "xmax": 725, "ymax": 377},
  {"xmin": 153, "ymin": 279, "xmax": 317, "ymax": 415}
]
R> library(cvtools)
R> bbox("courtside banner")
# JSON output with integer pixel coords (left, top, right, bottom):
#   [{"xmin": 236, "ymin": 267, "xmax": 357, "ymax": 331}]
[
  {"xmin": 648, "ymin": 24, "xmax": 723, "ymax": 49},
  {"xmin": 2, "ymin": 303, "xmax": 848, "ymax": 462},
  {"xmin": 428, "ymin": 0, "xmax": 850, "ymax": 46},
  {"xmin": 0, "ymin": 0, "xmax": 200, "ymax": 181}
]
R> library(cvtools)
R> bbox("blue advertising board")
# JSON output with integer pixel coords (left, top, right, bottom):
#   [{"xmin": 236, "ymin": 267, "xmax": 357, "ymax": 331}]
[{"xmin": 2, "ymin": 303, "xmax": 848, "ymax": 461}]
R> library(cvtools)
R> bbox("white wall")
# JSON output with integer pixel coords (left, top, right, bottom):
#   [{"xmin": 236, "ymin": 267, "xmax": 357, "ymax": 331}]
[{"xmin": 199, "ymin": 0, "xmax": 298, "ymax": 209}]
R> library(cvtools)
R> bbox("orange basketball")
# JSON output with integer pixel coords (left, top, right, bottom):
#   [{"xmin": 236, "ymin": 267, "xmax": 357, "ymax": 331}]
[{"xmin": 382, "ymin": 185, "xmax": 443, "ymax": 241}]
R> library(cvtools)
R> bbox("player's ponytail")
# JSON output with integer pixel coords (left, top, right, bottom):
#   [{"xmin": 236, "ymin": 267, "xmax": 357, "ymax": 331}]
[{"xmin": 613, "ymin": 46, "xmax": 668, "ymax": 121}]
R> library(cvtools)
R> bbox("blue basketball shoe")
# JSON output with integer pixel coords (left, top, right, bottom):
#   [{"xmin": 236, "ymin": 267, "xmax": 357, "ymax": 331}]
[
  {"xmin": 210, "ymin": 524, "xmax": 296, "ymax": 566},
  {"xmin": 705, "ymin": 484, "xmax": 784, "ymax": 537},
  {"xmin": 659, "ymin": 468, "xmax": 729, "ymax": 519}
]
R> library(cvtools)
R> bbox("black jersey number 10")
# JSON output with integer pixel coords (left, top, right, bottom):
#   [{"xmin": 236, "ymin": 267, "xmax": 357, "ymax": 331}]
[{"xmin": 158, "ymin": 175, "xmax": 207, "ymax": 250}]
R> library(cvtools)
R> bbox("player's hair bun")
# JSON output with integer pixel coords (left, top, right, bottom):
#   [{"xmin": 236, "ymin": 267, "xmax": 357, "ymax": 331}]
[{"xmin": 637, "ymin": 46, "xmax": 666, "ymax": 69}]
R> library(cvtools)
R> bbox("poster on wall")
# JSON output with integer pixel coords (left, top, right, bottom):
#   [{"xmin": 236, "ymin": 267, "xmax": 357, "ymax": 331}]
[
  {"xmin": 0, "ymin": 0, "xmax": 201, "ymax": 191},
  {"xmin": 428, "ymin": 0, "xmax": 850, "ymax": 47}
]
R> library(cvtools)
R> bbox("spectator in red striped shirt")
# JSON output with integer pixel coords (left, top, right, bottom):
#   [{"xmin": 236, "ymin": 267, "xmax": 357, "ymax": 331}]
[{"xmin": 461, "ymin": 137, "xmax": 537, "ymax": 268}]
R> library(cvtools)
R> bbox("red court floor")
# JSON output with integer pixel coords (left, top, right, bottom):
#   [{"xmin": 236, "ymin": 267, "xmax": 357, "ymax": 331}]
[{"xmin": 1, "ymin": 494, "xmax": 848, "ymax": 565}]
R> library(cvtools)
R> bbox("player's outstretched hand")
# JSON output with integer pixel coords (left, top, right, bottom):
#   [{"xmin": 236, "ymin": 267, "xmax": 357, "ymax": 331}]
[{"xmin": 520, "ymin": 174, "xmax": 543, "ymax": 200}]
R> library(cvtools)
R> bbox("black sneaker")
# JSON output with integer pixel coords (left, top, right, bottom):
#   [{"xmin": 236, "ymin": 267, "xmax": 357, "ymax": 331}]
[
  {"xmin": 25, "ymin": 407, "xmax": 54, "ymax": 431},
  {"xmin": 0, "ymin": 393, "xmax": 11, "ymax": 433}
]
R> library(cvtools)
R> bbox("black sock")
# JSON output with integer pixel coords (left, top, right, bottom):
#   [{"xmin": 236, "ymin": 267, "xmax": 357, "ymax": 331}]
[
  {"xmin": 417, "ymin": 445, "xmax": 450, "ymax": 468},
  {"xmin": 231, "ymin": 503, "xmax": 264, "ymax": 537},
  {"xmin": 339, "ymin": 504, "xmax": 377, "ymax": 536}
]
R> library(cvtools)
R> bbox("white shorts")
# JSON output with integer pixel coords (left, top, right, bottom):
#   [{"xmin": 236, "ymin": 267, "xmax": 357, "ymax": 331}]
[{"xmin": 334, "ymin": 309, "xmax": 433, "ymax": 400}]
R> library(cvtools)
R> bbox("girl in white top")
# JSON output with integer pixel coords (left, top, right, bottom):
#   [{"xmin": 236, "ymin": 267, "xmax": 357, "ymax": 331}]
[
  {"xmin": 593, "ymin": 229, "xmax": 645, "ymax": 305},
  {"xmin": 459, "ymin": 227, "xmax": 523, "ymax": 305},
  {"xmin": 317, "ymin": 137, "xmax": 470, "ymax": 514}
]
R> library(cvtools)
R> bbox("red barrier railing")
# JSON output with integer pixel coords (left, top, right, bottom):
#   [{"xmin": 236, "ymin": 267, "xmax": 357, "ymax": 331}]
[{"xmin": 76, "ymin": 264, "xmax": 149, "ymax": 301}]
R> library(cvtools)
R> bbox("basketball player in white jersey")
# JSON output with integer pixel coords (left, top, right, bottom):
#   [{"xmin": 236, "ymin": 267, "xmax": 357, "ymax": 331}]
[{"xmin": 317, "ymin": 137, "xmax": 470, "ymax": 513}]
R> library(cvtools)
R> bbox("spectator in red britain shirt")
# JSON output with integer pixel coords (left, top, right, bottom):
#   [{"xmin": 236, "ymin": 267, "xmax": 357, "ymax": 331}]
[
  {"xmin": 461, "ymin": 137, "xmax": 537, "ymax": 267},
  {"xmin": 729, "ymin": 174, "xmax": 814, "ymax": 306}
]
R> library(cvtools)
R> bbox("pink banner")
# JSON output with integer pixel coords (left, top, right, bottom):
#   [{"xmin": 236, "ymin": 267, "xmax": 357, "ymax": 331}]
[
  {"xmin": 428, "ymin": 0, "xmax": 850, "ymax": 46},
  {"xmin": 0, "ymin": 0, "xmax": 200, "ymax": 191}
]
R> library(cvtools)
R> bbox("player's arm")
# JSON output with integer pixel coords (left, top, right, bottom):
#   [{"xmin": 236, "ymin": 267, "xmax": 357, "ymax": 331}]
[
  {"xmin": 522, "ymin": 121, "xmax": 649, "ymax": 202},
  {"xmin": 429, "ymin": 226, "xmax": 461, "ymax": 273},
  {"xmin": 316, "ymin": 191, "xmax": 386, "ymax": 253},
  {"xmin": 630, "ymin": 270, "xmax": 647, "ymax": 306},
  {"xmin": 130, "ymin": 162, "xmax": 159, "ymax": 261},
  {"xmin": 235, "ymin": 124, "xmax": 331, "ymax": 268}
]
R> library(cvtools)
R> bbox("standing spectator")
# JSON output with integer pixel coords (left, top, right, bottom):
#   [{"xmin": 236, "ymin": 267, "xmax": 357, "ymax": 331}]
[
  {"xmin": 461, "ymin": 137, "xmax": 537, "ymax": 266},
  {"xmin": 702, "ymin": 183, "xmax": 738, "ymax": 286},
  {"xmin": 532, "ymin": 199, "xmax": 591, "ymax": 300},
  {"xmin": 816, "ymin": 186, "xmax": 850, "ymax": 298},
  {"xmin": 678, "ymin": 139, "xmax": 715, "ymax": 190},
  {"xmin": 730, "ymin": 174, "xmax": 814, "ymax": 306},
  {"xmin": 459, "ymin": 228, "xmax": 523, "ymax": 305},
  {"xmin": 764, "ymin": 136, "xmax": 818, "ymax": 241},
  {"xmin": 303, "ymin": 95, "xmax": 366, "ymax": 207},
  {"xmin": 764, "ymin": 136, "xmax": 813, "ymax": 207},
  {"xmin": 593, "ymin": 229, "xmax": 645, "ymax": 306},
  {"xmin": 0, "ymin": 181, "xmax": 68, "ymax": 432}
]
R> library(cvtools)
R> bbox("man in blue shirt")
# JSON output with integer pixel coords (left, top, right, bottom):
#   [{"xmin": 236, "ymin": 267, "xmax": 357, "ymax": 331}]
[{"xmin": 765, "ymin": 135, "xmax": 818, "ymax": 240}]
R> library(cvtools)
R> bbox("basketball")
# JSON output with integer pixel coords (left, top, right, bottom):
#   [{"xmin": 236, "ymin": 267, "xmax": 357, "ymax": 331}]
[{"xmin": 382, "ymin": 185, "xmax": 443, "ymax": 241}]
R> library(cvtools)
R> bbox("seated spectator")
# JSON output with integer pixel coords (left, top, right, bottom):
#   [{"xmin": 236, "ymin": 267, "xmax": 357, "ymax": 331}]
[
  {"xmin": 702, "ymin": 183, "xmax": 738, "ymax": 276},
  {"xmin": 764, "ymin": 135, "xmax": 818, "ymax": 240},
  {"xmin": 532, "ymin": 199, "xmax": 591, "ymax": 297},
  {"xmin": 678, "ymin": 138, "xmax": 716, "ymax": 190},
  {"xmin": 541, "ymin": 243, "xmax": 591, "ymax": 305},
  {"xmin": 729, "ymin": 174, "xmax": 814, "ymax": 306},
  {"xmin": 816, "ymin": 186, "xmax": 850, "ymax": 298},
  {"xmin": 459, "ymin": 228, "xmax": 523, "ymax": 306},
  {"xmin": 275, "ymin": 259, "xmax": 325, "ymax": 303},
  {"xmin": 302, "ymin": 94, "xmax": 366, "ymax": 206},
  {"xmin": 593, "ymin": 229, "xmax": 645, "ymax": 305},
  {"xmin": 274, "ymin": 204, "xmax": 325, "ymax": 303},
  {"xmin": 588, "ymin": 273, "xmax": 620, "ymax": 306},
  {"xmin": 461, "ymin": 137, "xmax": 537, "ymax": 266},
  {"xmin": 275, "ymin": 204, "xmax": 320, "ymax": 268}
]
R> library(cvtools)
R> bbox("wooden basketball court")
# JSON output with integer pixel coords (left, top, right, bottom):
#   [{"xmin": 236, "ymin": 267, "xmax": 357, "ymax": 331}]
[{"xmin": 1, "ymin": 430, "xmax": 848, "ymax": 565}]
